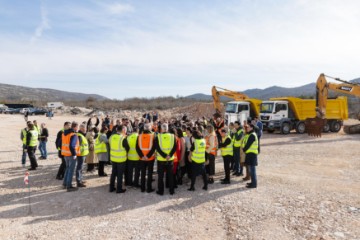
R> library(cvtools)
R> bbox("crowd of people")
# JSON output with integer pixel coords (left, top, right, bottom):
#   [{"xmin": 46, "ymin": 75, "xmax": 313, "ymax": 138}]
[{"xmin": 20, "ymin": 114, "xmax": 262, "ymax": 194}]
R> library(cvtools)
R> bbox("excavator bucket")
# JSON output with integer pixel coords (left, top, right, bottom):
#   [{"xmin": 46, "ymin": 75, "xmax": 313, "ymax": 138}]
[{"xmin": 305, "ymin": 117, "xmax": 326, "ymax": 137}]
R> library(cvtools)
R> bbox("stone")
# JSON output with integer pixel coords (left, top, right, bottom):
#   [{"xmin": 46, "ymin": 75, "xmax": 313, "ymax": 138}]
[{"xmin": 334, "ymin": 232, "xmax": 345, "ymax": 238}]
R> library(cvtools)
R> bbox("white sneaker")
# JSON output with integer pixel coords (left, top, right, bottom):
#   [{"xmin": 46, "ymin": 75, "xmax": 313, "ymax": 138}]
[{"xmin": 22, "ymin": 164, "xmax": 25, "ymax": 168}]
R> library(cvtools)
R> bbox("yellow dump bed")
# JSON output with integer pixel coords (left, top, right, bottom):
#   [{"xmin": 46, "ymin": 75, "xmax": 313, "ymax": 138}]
[
  {"xmin": 270, "ymin": 97, "xmax": 348, "ymax": 121},
  {"xmin": 245, "ymin": 99, "xmax": 262, "ymax": 117}
]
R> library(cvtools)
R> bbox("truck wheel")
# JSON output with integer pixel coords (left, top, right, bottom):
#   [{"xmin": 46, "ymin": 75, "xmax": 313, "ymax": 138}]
[
  {"xmin": 281, "ymin": 122, "xmax": 291, "ymax": 134},
  {"xmin": 267, "ymin": 129, "xmax": 275, "ymax": 133},
  {"xmin": 296, "ymin": 122, "xmax": 306, "ymax": 134},
  {"xmin": 330, "ymin": 121, "xmax": 341, "ymax": 132},
  {"xmin": 322, "ymin": 122, "xmax": 330, "ymax": 132}
]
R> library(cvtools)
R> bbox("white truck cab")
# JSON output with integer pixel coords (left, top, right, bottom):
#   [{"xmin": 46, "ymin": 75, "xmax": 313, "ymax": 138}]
[
  {"xmin": 224, "ymin": 101, "xmax": 251, "ymax": 125},
  {"xmin": 260, "ymin": 100, "xmax": 290, "ymax": 132}
]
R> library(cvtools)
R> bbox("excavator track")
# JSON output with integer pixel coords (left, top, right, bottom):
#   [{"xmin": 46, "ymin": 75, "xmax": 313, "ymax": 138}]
[{"xmin": 343, "ymin": 124, "xmax": 360, "ymax": 134}]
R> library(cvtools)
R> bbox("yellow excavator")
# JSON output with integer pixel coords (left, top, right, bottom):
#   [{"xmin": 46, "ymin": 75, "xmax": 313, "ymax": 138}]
[
  {"xmin": 212, "ymin": 86, "xmax": 249, "ymax": 114},
  {"xmin": 211, "ymin": 86, "xmax": 262, "ymax": 124},
  {"xmin": 306, "ymin": 73, "xmax": 360, "ymax": 136}
]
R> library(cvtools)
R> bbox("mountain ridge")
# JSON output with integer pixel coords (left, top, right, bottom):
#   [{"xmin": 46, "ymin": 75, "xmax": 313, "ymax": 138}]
[
  {"xmin": 0, "ymin": 83, "xmax": 108, "ymax": 102},
  {"xmin": 186, "ymin": 78, "xmax": 360, "ymax": 101}
]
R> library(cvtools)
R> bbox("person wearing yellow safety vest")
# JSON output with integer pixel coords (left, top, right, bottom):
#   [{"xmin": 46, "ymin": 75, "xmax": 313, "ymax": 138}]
[
  {"xmin": 33, "ymin": 120, "xmax": 41, "ymax": 136},
  {"xmin": 109, "ymin": 125, "xmax": 127, "ymax": 193},
  {"xmin": 26, "ymin": 122, "xmax": 39, "ymax": 170},
  {"xmin": 155, "ymin": 123, "xmax": 176, "ymax": 196},
  {"xmin": 20, "ymin": 122, "xmax": 30, "ymax": 168},
  {"xmin": 56, "ymin": 122, "xmax": 71, "ymax": 180},
  {"xmin": 188, "ymin": 130, "xmax": 208, "ymax": 191},
  {"xmin": 232, "ymin": 121, "xmax": 244, "ymax": 177},
  {"xmin": 219, "ymin": 128, "xmax": 233, "ymax": 184},
  {"xmin": 136, "ymin": 123, "xmax": 156, "ymax": 193},
  {"xmin": 124, "ymin": 127, "xmax": 140, "ymax": 188},
  {"xmin": 75, "ymin": 124, "xmax": 89, "ymax": 188},
  {"xmin": 95, "ymin": 126, "xmax": 109, "ymax": 177},
  {"xmin": 242, "ymin": 123, "xmax": 259, "ymax": 189},
  {"xmin": 61, "ymin": 121, "xmax": 80, "ymax": 192}
]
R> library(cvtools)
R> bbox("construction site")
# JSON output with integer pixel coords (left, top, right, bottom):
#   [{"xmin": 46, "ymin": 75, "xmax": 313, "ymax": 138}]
[{"xmin": 0, "ymin": 74, "xmax": 360, "ymax": 240}]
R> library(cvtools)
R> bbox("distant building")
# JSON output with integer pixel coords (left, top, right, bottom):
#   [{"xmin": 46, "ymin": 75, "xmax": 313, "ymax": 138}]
[{"xmin": 47, "ymin": 102, "xmax": 64, "ymax": 109}]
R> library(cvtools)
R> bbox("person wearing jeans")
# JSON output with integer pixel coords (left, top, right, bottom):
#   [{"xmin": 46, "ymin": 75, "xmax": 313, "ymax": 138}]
[
  {"xmin": 38, "ymin": 123, "xmax": 48, "ymax": 159},
  {"xmin": 63, "ymin": 156, "xmax": 77, "ymax": 189},
  {"xmin": 76, "ymin": 124, "xmax": 89, "ymax": 187},
  {"xmin": 39, "ymin": 141, "xmax": 47, "ymax": 159},
  {"xmin": 76, "ymin": 156, "xmax": 85, "ymax": 186},
  {"xmin": 61, "ymin": 122, "xmax": 80, "ymax": 192}
]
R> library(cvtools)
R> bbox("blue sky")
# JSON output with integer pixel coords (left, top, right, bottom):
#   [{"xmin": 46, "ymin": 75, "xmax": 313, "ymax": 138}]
[{"xmin": 0, "ymin": 0, "xmax": 360, "ymax": 99}]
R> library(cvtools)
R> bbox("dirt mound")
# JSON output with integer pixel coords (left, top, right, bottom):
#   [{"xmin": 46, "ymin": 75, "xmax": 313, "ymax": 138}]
[{"xmin": 172, "ymin": 102, "xmax": 224, "ymax": 119}]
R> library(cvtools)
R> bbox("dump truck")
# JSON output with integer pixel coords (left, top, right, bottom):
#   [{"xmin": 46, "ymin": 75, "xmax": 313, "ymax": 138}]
[
  {"xmin": 260, "ymin": 96, "xmax": 348, "ymax": 134},
  {"xmin": 212, "ymin": 86, "xmax": 262, "ymax": 125},
  {"xmin": 306, "ymin": 73, "xmax": 360, "ymax": 136}
]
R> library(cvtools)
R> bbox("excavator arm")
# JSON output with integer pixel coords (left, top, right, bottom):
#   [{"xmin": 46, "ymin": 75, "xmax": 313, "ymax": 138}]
[
  {"xmin": 306, "ymin": 73, "xmax": 360, "ymax": 136},
  {"xmin": 211, "ymin": 86, "xmax": 249, "ymax": 115}
]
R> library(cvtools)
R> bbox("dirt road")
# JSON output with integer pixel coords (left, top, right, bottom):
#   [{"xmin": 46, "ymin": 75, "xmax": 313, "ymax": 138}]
[{"xmin": 0, "ymin": 114, "xmax": 359, "ymax": 240}]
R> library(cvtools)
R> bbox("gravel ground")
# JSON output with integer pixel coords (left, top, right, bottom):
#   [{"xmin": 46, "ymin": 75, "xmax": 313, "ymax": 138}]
[{"xmin": 0, "ymin": 115, "xmax": 359, "ymax": 240}]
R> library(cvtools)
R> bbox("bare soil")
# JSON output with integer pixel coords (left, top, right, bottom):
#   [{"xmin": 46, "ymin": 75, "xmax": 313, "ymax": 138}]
[{"xmin": 0, "ymin": 114, "xmax": 359, "ymax": 240}]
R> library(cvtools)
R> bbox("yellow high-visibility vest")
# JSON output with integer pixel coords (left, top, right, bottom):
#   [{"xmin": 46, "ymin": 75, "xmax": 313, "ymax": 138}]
[
  {"xmin": 77, "ymin": 133, "xmax": 89, "ymax": 156},
  {"xmin": 233, "ymin": 129, "xmax": 244, "ymax": 147},
  {"xmin": 127, "ymin": 133, "xmax": 139, "ymax": 161},
  {"xmin": 34, "ymin": 125, "xmax": 41, "ymax": 135},
  {"xmin": 28, "ymin": 130, "xmax": 39, "ymax": 147},
  {"xmin": 221, "ymin": 136, "xmax": 233, "ymax": 156},
  {"xmin": 22, "ymin": 128, "xmax": 27, "ymax": 145},
  {"xmin": 157, "ymin": 133, "xmax": 175, "ymax": 161},
  {"xmin": 191, "ymin": 139, "xmax": 206, "ymax": 163},
  {"xmin": 109, "ymin": 134, "xmax": 127, "ymax": 163},
  {"xmin": 243, "ymin": 132, "xmax": 259, "ymax": 155},
  {"xmin": 94, "ymin": 134, "xmax": 107, "ymax": 154}
]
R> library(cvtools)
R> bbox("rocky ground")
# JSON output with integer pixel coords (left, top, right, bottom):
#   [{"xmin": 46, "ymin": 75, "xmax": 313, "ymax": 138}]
[{"xmin": 0, "ymin": 114, "xmax": 359, "ymax": 240}]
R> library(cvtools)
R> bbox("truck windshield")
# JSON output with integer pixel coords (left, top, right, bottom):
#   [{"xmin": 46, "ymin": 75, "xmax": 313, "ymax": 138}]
[
  {"xmin": 225, "ymin": 103, "xmax": 237, "ymax": 113},
  {"xmin": 260, "ymin": 103, "xmax": 274, "ymax": 113}
]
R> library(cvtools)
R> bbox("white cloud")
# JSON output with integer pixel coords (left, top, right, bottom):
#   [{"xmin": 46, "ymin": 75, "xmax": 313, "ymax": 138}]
[
  {"xmin": 1, "ymin": 0, "xmax": 360, "ymax": 98},
  {"xmin": 30, "ymin": 0, "xmax": 51, "ymax": 44},
  {"xmin": 106, "ymin": 3, "xmax": 134, "ymax": 15}
]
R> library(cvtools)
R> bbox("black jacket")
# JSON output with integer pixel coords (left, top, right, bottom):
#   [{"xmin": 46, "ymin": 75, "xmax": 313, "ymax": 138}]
[
  {"xmin": 243, "ymin": 130, "xmax": 258, "ymax": 166},
  {"xmin": 218, "ymin": 136, "xmax": 232, "ymax": 148}
]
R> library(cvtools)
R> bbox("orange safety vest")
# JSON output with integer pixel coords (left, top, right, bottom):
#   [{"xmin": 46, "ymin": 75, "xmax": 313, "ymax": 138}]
[
  {"xmin": 61, "ymin": 132, "xmax": 80, "ymax": 157},
  {"xmin": 205, "ymin": 134, "xmax": 218, "ymax": 156},
  {"xmin": 138, "ymin": 133, "xmax": 155, "ymax": 160},
  {"xmin": 152, "ymin": 125, "xmax": 158, "ymax": 133}
]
